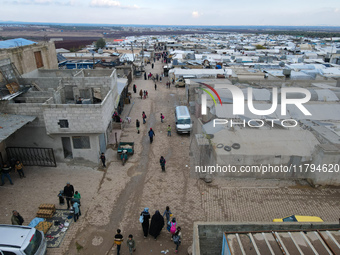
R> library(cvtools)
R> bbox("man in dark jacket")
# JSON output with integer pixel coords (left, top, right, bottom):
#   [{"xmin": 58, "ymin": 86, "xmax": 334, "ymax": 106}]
[
  {"xmin": 148, "ymin": 128, "xmax": 155, "ymax": 144},
  {"xmin": 64, "ymin": 182, "xmax": 74, "ymax": 209},
  {"xmin": 160, "ymin": 156, "xmax": 166, "ymax": 172},
  {"xmin": 11, "ymin": 210, "xmax": 24, "ymax": 225},
  {"xmin": 1, "ymin": 163, "xmax": 13, "ymax": 186}
]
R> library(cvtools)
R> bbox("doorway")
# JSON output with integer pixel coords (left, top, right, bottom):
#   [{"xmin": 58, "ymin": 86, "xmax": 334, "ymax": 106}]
[{"xmin": 62, "ymin": 137, "xmax": 73, "ymax": 159}]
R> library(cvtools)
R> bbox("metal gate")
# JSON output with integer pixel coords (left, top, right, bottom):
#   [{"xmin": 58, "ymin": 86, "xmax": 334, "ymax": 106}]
[{"xmin": 6, "ymin": 147, "xmax": 57, "ymax": 167}]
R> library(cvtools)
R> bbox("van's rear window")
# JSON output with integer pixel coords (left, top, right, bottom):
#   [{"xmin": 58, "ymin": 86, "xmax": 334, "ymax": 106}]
[{"xmin": 24, "ymin": 230, "xmax": 42, "ymax": 255}]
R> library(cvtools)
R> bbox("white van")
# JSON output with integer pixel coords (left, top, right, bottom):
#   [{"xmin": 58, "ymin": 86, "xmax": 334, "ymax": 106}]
[
  {"xmin": 0, "ymin": 224, "xmax": 47, "ymax": 255},
  {"xmin": 175, "ymin": 106, "xmax": 192, "ymax": 133}
]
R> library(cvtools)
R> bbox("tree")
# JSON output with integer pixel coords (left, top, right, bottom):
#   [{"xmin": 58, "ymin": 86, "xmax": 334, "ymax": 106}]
[{"xmin": 96, "ymin": 38, "xmax": 106, "ymax": 49}]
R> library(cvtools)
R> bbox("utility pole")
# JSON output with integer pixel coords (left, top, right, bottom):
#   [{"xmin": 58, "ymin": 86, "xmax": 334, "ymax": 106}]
[
  {"xmin": 131, "ymin": 42, "xmax": 135, "ymax": 62},
  {"xmin": 141, "ymin": 42, "xmax": 144, "ymax": 71}
]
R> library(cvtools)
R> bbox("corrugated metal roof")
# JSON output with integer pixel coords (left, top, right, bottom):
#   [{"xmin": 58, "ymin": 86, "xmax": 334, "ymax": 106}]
[
  {"xmin": 0, "ymin": 113, "xmax": 36, "ymax": 142},
  {"xmin": 0, "ymin": 38, "xmax": 36, "ymax": 49},
  {"xmin": 224, "ymin": 229, "xmax": 340, "ymax": 255}
]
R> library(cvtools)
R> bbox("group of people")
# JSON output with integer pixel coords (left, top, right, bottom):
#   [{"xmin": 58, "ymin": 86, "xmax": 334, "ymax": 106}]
[
  {"xmin": 144, "ymin": 71, "xmax": 164, "ymax": 83},
  {"xmin": 140, "ymin": 207, "xmax": 182, "ymax": 253},
  {"xmin": 1, "ymin": 160, "xmax": 26, "ymax": 186},
  {"xmin": 58, "ymin": 182, "xmax": 82, "ymax": 222},
  {"xmin": 139, "ymin": 89, "xmax": 148, "ymax": 99},
  {"xmin": 113, "ymin": 229, "xmax": 136, "ymax": 255}
]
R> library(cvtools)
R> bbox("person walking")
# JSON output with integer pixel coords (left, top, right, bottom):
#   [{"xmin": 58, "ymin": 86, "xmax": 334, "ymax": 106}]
[
  {"xmin": 163, "ymin": 206, "xmax": 172, "ymax": 223},
  {"xmin": 160, "ymin": 113, "xmax": 164, "ymax": 123},
  {"xmin": 100, "ymin": 152, "xmax": 106, "ymax": 167},
  {"xmin": 133, "ymin": 84, "xmax": 137, "ymax": 93},
  {"xmin": 140, "ymin": 208, "xmax": 150, "ymax": 238},
  {"xmin": 148, "ymin": 128, "xmax": 155, "ymax": 143},
  {"xmin": 160, "ymin": 76, "xmax": 162, "ymax": 83},
  {"xmin": 144, "ymin": 72, "xmax": 147, "ymax": 80},
  {"xmin": 139, "ymin": 89, "xmax": 143, "ymax": 99},
  {"xmin": 154, "ymin": 83, "xmax": 157, "ymax": 90},
  {"xmin": 143, "ymin": 90, "xmax": 146, "ymax": 99},
  {"xmin": 1, "ymin": 163, "xmax": 13, "ymax": 186},
  {"xmin": 11, "ymin": 210, "xmax": 24, "ymax": 225},
  {"xmin": 146, "ymin": 90, "xmax": 148, "ymax": 98},
  {"xmin": 149, "ymin": 210, "xmax": 165, "ymax": 240},
  {"xmin": 160, "ymin": 156, "xmax": 166, "ymax": 172},
  {"xmin": 173, "ymin": 227, "xmax": 182, "ymax": 253},
  {"xmin": 114, "ymin": 229, "xmax": 124, "ymax": 255},
  {"xmin": 156, "ymin": 73, "xmax": 159, "ymax": 81},
  {"xmin": 136, "ymin": 119, "xmax": 140, "ymax": 134},
  {"xmin": 170, "ymin": 218, "xmax": 177, "ymax": 240},
  {"xmin": 64, "ymin": 182, "xmax": 74, "ymax": 209},
  {"xmin": 151, "ymin": 63, "xmax": 154, "ymax": 69},
  {"xmin": 14, "ymin": 160, "xmax": 25, "ymax": 178},
  {"xmin": 126, "ymin": 234, "xmax": 136, "ymax": 255},
  {"xmin": 142, "ymin": 111, "xmax": 147, "ymax": 124},
  {"xmin": 72, "ymin": 200, "xmax": 80, "ymax": 222},
  {"xmin": 167, "ymin": 125, "xmax": 171, "ymax": 136}
]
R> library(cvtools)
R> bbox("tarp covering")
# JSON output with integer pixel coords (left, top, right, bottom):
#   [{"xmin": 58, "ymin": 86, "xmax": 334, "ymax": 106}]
[
  {"xmin": 0, "ymin": 113, "xmax": 36, "ymax": 142},
  {"xmin": 0, "ymin": 38, "xmax": 36, "ymax": 49}
]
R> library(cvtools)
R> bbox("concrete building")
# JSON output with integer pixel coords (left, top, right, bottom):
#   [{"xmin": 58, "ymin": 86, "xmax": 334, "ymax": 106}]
[
  {"xmin": 0, "ymin": 38, "xmax": 127, "ymax": 165},
  {"xmin": 0, "ymin": 39, "xmax": 58, "ymax": 83},
  {"xmin": 0, "ymin": 68, "xmax": 120, "ymax": 165}
]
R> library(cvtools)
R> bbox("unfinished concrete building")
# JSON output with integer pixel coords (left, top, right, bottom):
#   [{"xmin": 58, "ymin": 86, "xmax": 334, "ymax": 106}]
[{"xmin": 0, "ymin": 68, "xmax": 120, "ymax": 165}]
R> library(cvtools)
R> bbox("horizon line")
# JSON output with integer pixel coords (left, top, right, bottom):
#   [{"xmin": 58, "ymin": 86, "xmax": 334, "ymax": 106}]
[{"xmin": 1, "ymin": 21, "xmax": 340, "ymax": 28}]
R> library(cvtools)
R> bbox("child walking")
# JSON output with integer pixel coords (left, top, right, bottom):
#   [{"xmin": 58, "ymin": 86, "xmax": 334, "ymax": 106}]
[{"xmin": 126, "ymin": 234, "xmax": 136, "ymax": 255}]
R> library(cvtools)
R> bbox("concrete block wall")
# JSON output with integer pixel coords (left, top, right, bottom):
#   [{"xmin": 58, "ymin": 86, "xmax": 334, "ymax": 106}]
[
  {"xmin": 15, "ymin": 97, "xmax": 50, "ymax": 103},
  {"xmin": 83, "ymin": 69, "xmax": 115, "ymax": 77},
  {"xmin": 310, "ymin": 144, "xmax": 340, "ymax": 185},
  {"xmin": 53, "ymin": 86, "xmax": 63, "ymax": 104},
  {"xmin": 5, "ymin": 121, "xmax": 103, "ymax": 164},
  {"xmin": 1, "ymin": 101, "xmax": 45, "ymax": 127},
  {"xmin": 60, "ymin": 75, "xmax": 115, "ymax": 100},
  {"xmin": 23, "ymin": 69, "xmax": 78, "ymax": 78},
  {"xmin": 22, "ymin": 90, "xmax": 54, "ymax": 98},
  {"xmin": 63, "ymin": 134, "xmax": 101, "ymax": 163},
  {"xmin": 42, "ymin": 90, "xmax": 115, "ymax": 134},
  {"xmin": 19, "ymin": 77, "xmax": 60, "ymax": 90}
]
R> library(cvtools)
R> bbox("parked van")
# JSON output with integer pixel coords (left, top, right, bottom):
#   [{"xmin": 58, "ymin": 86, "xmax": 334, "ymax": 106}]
[
  {"xmin": 175, "ymin": 106, "xmax": 192, "ymax": 133},
  {"xmin": 0, "ymin": 224, "xmax": 47, "ymax": 255}
]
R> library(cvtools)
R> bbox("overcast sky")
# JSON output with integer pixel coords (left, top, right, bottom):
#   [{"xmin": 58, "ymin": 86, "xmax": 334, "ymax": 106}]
[{"xmin": 1, "ymin": 0, "xmax": 340, "ymax": 26}]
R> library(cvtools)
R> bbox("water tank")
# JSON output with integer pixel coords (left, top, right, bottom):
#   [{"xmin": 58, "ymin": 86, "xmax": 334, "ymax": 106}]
[{"xmin": 283, "ymin": 69, "xmax": 291, "ymax": 76}]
